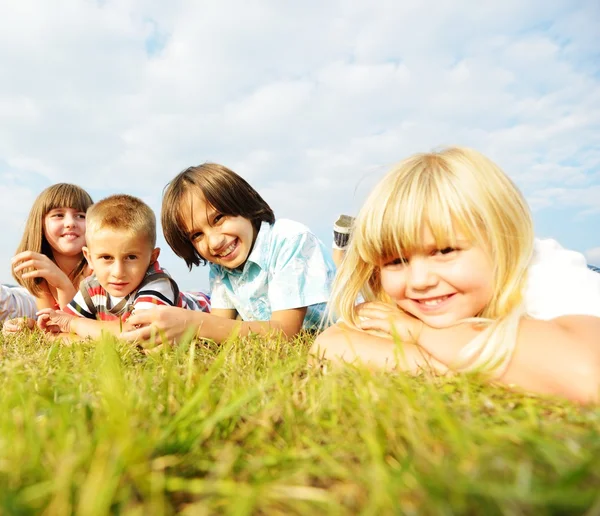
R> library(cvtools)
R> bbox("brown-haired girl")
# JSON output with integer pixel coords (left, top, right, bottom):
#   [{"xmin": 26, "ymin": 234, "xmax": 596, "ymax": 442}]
[
  {"xmin": 2, "ymin": 183, "xmax": 93, "ymax": 334},
  {"xmin": 121, "ymin": 163, "xmax": 335, "ymax": 344}
]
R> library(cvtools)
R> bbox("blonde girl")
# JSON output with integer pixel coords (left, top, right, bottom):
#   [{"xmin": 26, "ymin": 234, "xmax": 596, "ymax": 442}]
[
  {"xmin": 312, "ymin": 147, "xmax": 600, "ymax": 403},
  {"xmin": 2, "ymin": 183, "xmax": 93, "ymax": 333}
]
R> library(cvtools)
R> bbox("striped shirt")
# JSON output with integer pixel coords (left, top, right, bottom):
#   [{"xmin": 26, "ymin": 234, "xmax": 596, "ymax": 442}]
[{"xmin": 65, "ymin": 261, "xmax": 210, "ymax": 321}]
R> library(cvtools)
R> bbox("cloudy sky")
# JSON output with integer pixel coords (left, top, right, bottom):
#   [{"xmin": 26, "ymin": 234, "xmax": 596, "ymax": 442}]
[{"xmin": 1, "ymin": 0, "xmax": 599, "ymax": 291}]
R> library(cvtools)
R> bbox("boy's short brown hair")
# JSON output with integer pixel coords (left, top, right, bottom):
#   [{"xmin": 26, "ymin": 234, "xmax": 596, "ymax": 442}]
[
  {"xmin": 86, "ymin": 194, "xmax": 156, "ymax": 246},
  {"xmin": 162, "ymin": 163, "xmax": 275, "ymax": 268}
]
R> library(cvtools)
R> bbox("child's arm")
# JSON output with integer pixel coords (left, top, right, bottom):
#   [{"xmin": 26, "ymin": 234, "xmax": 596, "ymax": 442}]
[
  {"xmin": 416, "ymin": 315, "xmax": 600, "ymax": 403},
  {"xmin": 316, "ymin": 302, "xmax": 600, "ymax": 403},
  {"xmin": 37, "ymin": 308, "xmax": 121, "ymax": 339},
  {"xmin": 311, "ymin": 321, "xmax": 447, "ymax": 374},
  {"xmin": 12, "ymin": 251, "xmax": 77, "ymax": 309},
  {"xmin": 120, "ymin": 305, "xmax": 308, "ymax": 344},
  {"xmin": 2, "ymin": 290, "xmax": 54, "ymax": 334},
  {"xmin": 210, "ymin": 308, "xmax": 238, "ymax": 319},
  {"xmin": 55, "ymin": 272, "xmax": 184, "ymax": 340}
]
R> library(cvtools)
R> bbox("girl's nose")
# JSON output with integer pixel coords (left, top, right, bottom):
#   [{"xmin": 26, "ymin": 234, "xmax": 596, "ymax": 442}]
[
  {"xmin": 406, "ymin": 259, "xmax": 437, "ymax": 290},
  {"xmin": 64, "ymin": 214, "xmax": 76, "ymax": 227}
]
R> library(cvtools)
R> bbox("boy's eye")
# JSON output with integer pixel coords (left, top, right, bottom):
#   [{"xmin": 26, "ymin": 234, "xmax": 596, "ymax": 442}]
[
  {"xmin": 126, "ymin": 255, "xmax": 138, "ymax": 260},
  {"xmin": 99, "ymin": 255, "xmax": 112, "ymax": 261},
  {"xmin": 76, "ymin": 213, "xmax": 86, "ymax": 219}
]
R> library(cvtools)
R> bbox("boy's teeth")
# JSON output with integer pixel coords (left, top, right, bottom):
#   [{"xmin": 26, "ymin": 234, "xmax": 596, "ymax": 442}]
[{"xmin": 421, "ymin": 295, "xmax": 450, "ymax": 306}]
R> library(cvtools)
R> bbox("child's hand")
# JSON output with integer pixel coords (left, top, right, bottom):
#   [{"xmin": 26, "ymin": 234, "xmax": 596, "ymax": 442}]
[
  {"xmin": 120, "ymin": 306, "xmax": 199, "ymax": 345},
  {"xmin": 2, "ymin": 316, "xmax": 36, "ymax": 335},
  {"xmin": 12, "ymin": 251, "xmax": 71, "ymax": 289},
  {"xmin": 356, "ymin": 302, "xmax": 424, "ymax": 343},
  {"xmin": 36, "ymin": 308, "xmax": 74, "ymax": 334}
]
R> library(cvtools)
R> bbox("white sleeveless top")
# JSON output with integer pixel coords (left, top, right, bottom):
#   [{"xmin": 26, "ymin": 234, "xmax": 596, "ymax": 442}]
[{"xmin": 524, "ymin": 239, "xmax": 600, "ymax": 320}]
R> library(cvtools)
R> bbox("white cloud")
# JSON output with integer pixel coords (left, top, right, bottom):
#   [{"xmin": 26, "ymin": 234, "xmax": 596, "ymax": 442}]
[
  {"xmin": 528, "ymin": 185, "xmax": 600, "ymax": 215},
  {"xmin": 0, "ymin": 0, "xmax": 599, "ymax": 287},
  {"xmin": 585, "ymin": 248, "xmax": 600, "ymax": 265}
]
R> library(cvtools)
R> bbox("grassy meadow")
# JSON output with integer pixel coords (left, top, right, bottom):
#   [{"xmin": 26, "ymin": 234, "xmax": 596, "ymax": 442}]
[{"xmin": 0, "ymin": 330, "xmax": 599, "ymax": 515}]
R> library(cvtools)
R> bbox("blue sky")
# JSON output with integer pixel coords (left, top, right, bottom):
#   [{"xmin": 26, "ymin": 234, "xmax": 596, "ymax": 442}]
[{"xmin": 1, "ymin": 0, "xmax": 599, "ymax": 291}]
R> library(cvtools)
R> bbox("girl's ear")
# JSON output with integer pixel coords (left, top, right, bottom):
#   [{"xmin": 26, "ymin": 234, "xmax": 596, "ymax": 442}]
[
  {"xmin": 150, "ymin": 247, "xmax": 160, "ymax": 265},
  {"xmin": 82, "ymin": 246, "xmax": 93, "ymax": 271}
]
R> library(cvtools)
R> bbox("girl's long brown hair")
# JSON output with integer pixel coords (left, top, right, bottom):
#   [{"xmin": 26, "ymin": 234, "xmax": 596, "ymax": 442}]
[{"xmin": 13, "ymin": 183, "xmax": 93, "ymax": 297}]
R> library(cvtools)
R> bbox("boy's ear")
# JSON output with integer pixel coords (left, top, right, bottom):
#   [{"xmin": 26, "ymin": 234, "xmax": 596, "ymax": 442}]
[
  {"xmin": 82, "ymin": 246, "xmax": 94, "ymax": 271},
  {"xmin": 150, "ymin": 247, "xmax": 160, "ymax": 265}
]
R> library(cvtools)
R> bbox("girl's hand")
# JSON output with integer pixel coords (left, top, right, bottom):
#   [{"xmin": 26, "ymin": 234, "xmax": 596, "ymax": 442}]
[
  {"xmin": 356, "ymin": 302, "xmax": 424, "ymax": 343},
  {"xmin": 12, "ymin": 251, "xmax": 71, "ymax": 289},
  {"xmin": 120, "ymin": 306, "xmax": 199, "ymax": 345},
  {"xmin": 36, "ymin": 308, "xmax": 74, "ymax": 334},
  {"xmin": 2, "ymin": 316, "xmax": 36, "ymax": 335}
]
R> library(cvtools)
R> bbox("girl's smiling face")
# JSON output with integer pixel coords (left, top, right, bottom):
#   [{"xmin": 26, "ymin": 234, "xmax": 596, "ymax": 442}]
[
  {"xmin": 44, "ymin": 207, "xmax": 87, "ymax": 257},
  {"xmin": 379, "ymin": 228, "xmax": 494, "ymax": 328},
  {"xmin": 181, "ymin": 191, "xmax": 256, "ymax": 269}
]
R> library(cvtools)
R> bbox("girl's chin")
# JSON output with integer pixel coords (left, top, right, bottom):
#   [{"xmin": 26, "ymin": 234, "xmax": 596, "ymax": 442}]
[{"xmin": 56, "ymin": 248, "xmax": 85, "ymax": 257}]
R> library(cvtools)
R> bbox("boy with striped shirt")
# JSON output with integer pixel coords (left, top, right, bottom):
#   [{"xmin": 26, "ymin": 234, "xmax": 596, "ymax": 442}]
[{"xmin": 37, "ymin": 194, "xmax": 209, "ymax": 339}]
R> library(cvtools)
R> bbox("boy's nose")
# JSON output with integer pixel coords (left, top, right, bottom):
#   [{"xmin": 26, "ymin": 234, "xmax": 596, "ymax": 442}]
[{"xmin": 111, "ymin": 261, "xmax": 125, "ymax": 277}]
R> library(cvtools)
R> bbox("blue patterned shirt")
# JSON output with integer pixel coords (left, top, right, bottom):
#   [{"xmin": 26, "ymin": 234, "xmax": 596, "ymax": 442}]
[{"xmin": 209, "ymin": 219, "xmax": 335, "ymax": 329}]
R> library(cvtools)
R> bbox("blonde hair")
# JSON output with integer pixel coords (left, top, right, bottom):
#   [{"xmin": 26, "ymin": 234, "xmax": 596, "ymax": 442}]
[
  {"xmin": 13, "ymin": 183, "xmax": 93, "ymax": 297},
  {"xmin": 86, "ymin": 194, "xmax": 156, "ymax": 246},
  {"xmin": 332, "ymin": 147, "xmax": 534, "ymax": 376}
]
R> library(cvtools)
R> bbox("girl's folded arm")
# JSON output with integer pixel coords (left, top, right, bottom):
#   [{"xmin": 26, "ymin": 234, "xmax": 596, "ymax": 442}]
[
  {"xmin": 311, "ymin": 322, "xmax": 446, "ymax": 374},
  {"xmin": 417, "ymin": 316, "xmax": 600, "ymax": 403}
]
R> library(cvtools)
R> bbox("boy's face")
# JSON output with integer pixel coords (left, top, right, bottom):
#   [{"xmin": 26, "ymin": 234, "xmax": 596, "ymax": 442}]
[
  {"xmin": 181, "ymin": 191, "xmax": 256, "ymax": 270},
  {"xmin": 83, "ymin": 227, "xmax": 160, "ymax": 298}
]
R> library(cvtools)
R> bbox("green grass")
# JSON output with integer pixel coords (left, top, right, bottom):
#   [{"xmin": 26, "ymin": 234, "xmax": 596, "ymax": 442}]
[{"xmin": 0, "ymin": 331, "xmax": 599, "ymax": 515}]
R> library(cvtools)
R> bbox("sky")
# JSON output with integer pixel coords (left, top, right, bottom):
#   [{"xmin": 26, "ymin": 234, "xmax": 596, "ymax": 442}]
[{"xmin": 1, "ymin": 0, "xmax": 599, "ymax": 291}]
